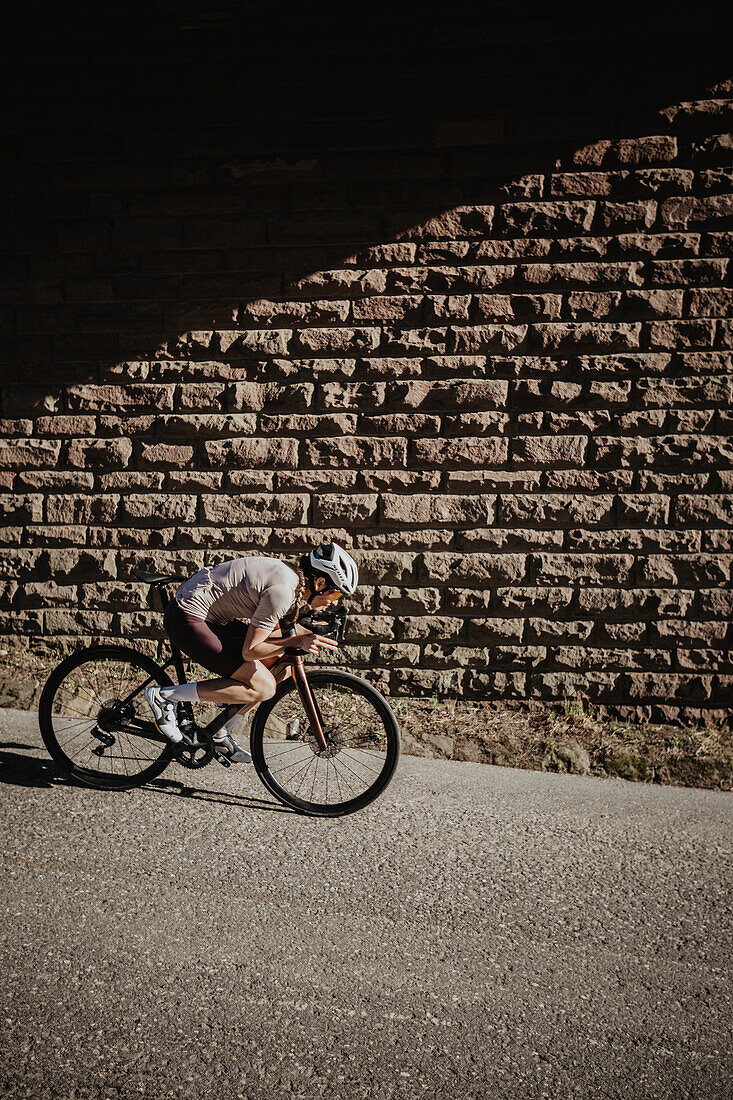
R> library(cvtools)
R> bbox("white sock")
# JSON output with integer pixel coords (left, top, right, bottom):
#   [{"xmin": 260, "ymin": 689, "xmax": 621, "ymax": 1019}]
[
  {"xmin": 214, "ymin": 713, "xmax": 241, "ymax": 741},
  {"xmin": 160, "ymin": 682, "xmax": 200, "ymax": 703}
]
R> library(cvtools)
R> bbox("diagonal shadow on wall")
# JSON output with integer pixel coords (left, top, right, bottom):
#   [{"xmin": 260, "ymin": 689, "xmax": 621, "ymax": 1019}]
[
  {"xmin": 2, "ymin": 0, "xmax": 731, "ymax": 379},
  {"xmin": 1, "ymin": 1, "xmax": 732, "ymax": 720}
]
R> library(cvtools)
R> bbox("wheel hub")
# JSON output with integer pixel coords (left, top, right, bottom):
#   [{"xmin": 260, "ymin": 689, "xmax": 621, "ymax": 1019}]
[
  {"xmin": 97, "ymin": 698, "xmax": 133, "ymax": 732},
  {"xmin": 304, "ymin": 726, "xmax": 343, "ymax": 759}
]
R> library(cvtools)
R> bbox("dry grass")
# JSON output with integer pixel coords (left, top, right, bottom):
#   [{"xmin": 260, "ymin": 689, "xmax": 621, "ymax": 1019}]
[{"xmin": 391, "ymin": 694, "xmax": 732, "ymax": 789}]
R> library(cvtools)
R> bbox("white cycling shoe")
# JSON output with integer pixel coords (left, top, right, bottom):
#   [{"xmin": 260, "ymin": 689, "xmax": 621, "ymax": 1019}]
[
  {"xmin": 213, "ymin": 732, "xmax": 252, "ymax": 764},
  {"xmin": 144, "ymin": 686, "xmax": 183, "ymax": 743}
]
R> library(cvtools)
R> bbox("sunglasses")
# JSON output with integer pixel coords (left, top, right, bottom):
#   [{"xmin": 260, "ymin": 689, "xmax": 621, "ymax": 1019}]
[{"xmin": 316, "ymin": 585, "xmax": 342, "ymax": 599}]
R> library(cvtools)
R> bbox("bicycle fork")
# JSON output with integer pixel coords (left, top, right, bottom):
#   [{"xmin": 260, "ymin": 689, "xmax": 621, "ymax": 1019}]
[{"xmin": 282, "ymin": 650, "xmax": 329, "ymax": 753}]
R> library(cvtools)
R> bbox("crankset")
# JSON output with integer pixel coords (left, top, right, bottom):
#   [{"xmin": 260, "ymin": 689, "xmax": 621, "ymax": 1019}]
[{"xmin": 173, "ymin": 727, "xmax": 215, "ymax": 769}]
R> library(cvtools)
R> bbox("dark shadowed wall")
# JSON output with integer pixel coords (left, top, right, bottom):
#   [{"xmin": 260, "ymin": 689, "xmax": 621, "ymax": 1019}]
[{"xmin": 1, "ymin": 1, "xmax": 732, "ymax": 723}]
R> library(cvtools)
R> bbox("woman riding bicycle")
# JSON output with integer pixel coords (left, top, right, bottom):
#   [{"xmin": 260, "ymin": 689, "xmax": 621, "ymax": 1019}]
[{"xmin": 144, "ymin": 543, "xmax": 358, "ymax": 763}]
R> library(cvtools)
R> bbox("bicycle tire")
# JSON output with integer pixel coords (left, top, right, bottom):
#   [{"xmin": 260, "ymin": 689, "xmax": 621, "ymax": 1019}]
[
  {"xmin": 250, "ymin": 670, "xmax": 400, "ymax": 817},
  {"xmin": 38, "ymin": 644, "xmax": 175, "ymax": 790}
]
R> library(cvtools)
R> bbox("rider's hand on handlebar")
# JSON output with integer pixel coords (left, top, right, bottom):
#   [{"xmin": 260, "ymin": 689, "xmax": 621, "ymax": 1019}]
[{"xmin": 299, "ymin": 631, "xmax": 339, "ymax": 653}]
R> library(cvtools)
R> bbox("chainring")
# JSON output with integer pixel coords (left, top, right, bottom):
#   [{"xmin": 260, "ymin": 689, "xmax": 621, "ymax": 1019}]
[{"xmin": 173, "ymin": 730, "xmax": 215, "ymax": 769}]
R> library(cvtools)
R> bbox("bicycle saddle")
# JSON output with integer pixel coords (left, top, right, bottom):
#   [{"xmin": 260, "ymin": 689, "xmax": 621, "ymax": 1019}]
[{"xmin": 131, "ymin": 569, "xmax": 187, "ymax": 585}]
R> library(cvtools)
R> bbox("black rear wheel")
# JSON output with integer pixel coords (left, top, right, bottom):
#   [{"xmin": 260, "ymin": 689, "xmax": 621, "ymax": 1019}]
[
  {"xmin": 38, "ymin": 644, "xmax": 174, "ymax": 790},
  {"xmin": 250, "ymin": 670, "xmax": 400, "ymax": 817}
]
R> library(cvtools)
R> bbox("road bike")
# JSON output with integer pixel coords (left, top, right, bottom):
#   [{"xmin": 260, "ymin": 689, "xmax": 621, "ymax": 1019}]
[{"xmin": 38, "ymin": 570, "xmax": 401, "ymax": 817}]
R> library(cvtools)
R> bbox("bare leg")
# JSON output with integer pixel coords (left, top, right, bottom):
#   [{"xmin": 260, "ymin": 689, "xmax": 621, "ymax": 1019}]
[
  {"xmin": 195, "ymin": 651, "xmax": 292, "ymax": 708},
  {"xmin": 221, "ymin": 657, "xmax": 292, "ymax": 723},
  {"xmin": 196, "ymin": 661, "xmax": 275, "ymax": 707}
]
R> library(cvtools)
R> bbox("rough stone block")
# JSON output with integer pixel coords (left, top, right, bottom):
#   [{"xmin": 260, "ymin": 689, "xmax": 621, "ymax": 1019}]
[
  {"xmin": 534, "ymin": 553, "xmax": 634, "ymax": 586},
  {"xmin": 525, "ymin": 619, "xmax": 595, "ymax": 642},
  {"xmin": 599, "ymin": 200, "xmax": 657, "ymax": 230},
  {"xmin": 676, "ymin": 495, "xmax": 733, "ymax": 527},
  {"xmin": 616, "ymin": 494, "xmax": 671, "ymax": 525},
  {"xmin": 636, "ymin": 554, "xmax": 731, "ymax": 587},
  {"xmin": 451, "ymin": 324, "xmax": 527, "ymax": 352},
  {"xmin": 520, "ymin": 261, "xmax": 645, "ymax": 287},
  {"xmin": 354, "ymin": 551, "xmax": 417, "ymax": 585},
  {"xmin": 320, "ymin": 382, "xmax": 386, "ymax": 409},
  {"xmin": 381, "ymin": 493, "xmax": 495, "ymax": 526},
  {"xmin": 463, "ymin": 618, "xmax": 524, "ymax": 643},
  {"xmin": 2, "ymin": 387, "xmax": 61, "ymax": 416},
  {"xmin": 34, "ymin": 416, "xmax": 98, "ymax": 437},
  {"xmin": 120, "ymin": 495, "xmax": 198, "ymax": 525},
  {"xmin": 217, "ymin": 329, "xmax": 290, "ymax": 357},
  {"xmin": 46, "ymin": 495, "xmax": 118, "ymax": 524},
  {"xmin": 699, "ymin": 589, "xmax": 733, "ymax": 616},
  {"xmin": 565, "ymin": 292, "xmax": 623, "ymax": 319},
  {"xmin": 464, "ymin": 670, "xmax": 526, "ymax": 696},
  {"xmin": 532, "ymin": 322, "xmax": 641, "ymax": 351},
  {"xmin": 66, "ymin": 385, "xmax": 174, "ymax": 412},
  {"xmin": 499, "ymin": 494, "xmax": 615, "ymax": 527},
  {"xmin": 0, "ymin": 495, "xmax": 43, "ymax": 523},
  {"xmin": 45, "ymin": 549, "xmax": 117, "ymax": 582},
  {"xmin": 391, "ymin": 667, "xmax": 463, "ymax": 696},
  {"xmin": 205, "ymin": 438, "xmax": 298, "ymax": 468},
  {"xmin": 230, "ymin": 382, "xmax": 315, "ymax": 412},
  {"xmin": 313, "ymin": 494, "xmax": 378, "ymax": 525},
  {"xmin": 67, "ymin": 438, "xmax": 133, "ymax": 469},
  {"xmin": 200, "ymin": 494, "xmax": 308, "ymax": 525},
  {"xmin": 511, "ymin": 435, "xmax": 587, "ymax": 467},
  {"xmin": 0, "ymin": 439, "xmax": 61, "ymax": 469},
  {"xmin": 381, "ymin": 327, "xmax": 448, "ymax": 354},
  {"xmin": 419, "ymin": 553, "xmax": 526, "ymax": 585},
  {"xmin": 530, "ymin": 671, "xmax": 619, "ymax": 701},
  {"xmin": 660, "ymin": 193, "xmax": 733, "ymax": 230},
  {"xmin": 401, "ymin": 205, "xmax": 494, "ymax": 239},
  {"xmin": 377, "ymin": 587, "xmax": 441, "ymax": 614},
  {"xmin": 572, "ymin": 136, "xmax": 677, "ymax": 166},
  {"xmin": 649, "ymin": 320, "xmax": 716, "ymax": 348},
  {"xmin": 303, "ymin": 437, "xmax": 407, "ymax": 468},
  {"xmin": 346, "ymin": 615, "xmax": 395, "ymax": 642},
  {"xmin": 139, "ymin": 443, "xmax": 196, "ymax": 468},
  {"xmin": 362, "ymin": 412, "xmax": 440, "ymax": 435},
  {"xmin": 290, "ymin": 327, "xmax": 380, "ymax": 354},
  {"xmin": 423, "ymin": 295, "xmax": 472, "ymax": 322},
  {"xmin": 495, "ymin": 201, "xmax": 595, "ymax": 235},
  {"xmin": 654, "ymin": 620, "xmax": 729, "ymax": 644},
  {"xmin": 411, "ymin": 437, "xmax": 509, "ymax": 468}
]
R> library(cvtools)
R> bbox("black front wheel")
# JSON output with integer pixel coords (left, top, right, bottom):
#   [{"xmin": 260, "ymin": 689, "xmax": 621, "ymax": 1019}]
[
  {"xmin": 38, "ymin": 644, "xmax": 175, "ymax": 790},
  {"xmin": 250, "ymin": 670, "xmax": 400, "ymax": 817}
]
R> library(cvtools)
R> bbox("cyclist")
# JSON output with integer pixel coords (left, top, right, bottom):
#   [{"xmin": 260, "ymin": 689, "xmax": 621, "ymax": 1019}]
[{"xmin": 144, "ymin": 543, "xmax": 358, "ymax": 762}]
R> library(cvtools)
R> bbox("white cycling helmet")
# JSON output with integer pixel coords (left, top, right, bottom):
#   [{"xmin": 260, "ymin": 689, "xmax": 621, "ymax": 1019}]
[{"xmin": 309, "ymin": 542, "xmax": 359, "ymax": 595}]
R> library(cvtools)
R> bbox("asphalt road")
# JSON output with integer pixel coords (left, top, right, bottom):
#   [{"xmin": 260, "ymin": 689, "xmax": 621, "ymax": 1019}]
[{"xmin": 1, "ymin": 708, "xmax": 731, "ymax": 1100}]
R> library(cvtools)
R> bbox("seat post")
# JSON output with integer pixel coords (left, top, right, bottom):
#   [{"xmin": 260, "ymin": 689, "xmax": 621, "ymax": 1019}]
[{"xmin": 156, "ymin": 583, "xmax": 172, "ymax": 611}]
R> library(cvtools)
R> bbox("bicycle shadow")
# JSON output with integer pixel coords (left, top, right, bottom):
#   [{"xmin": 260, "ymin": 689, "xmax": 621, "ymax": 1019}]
[
  {"xmin": 0, "ymin": 744, "xmax": 69, "ymax": 789},
  {"xmin": 146, "ymin": 775, "xmax": 298, "ymax": 815},
  {"xmin": 0, "ymin": 741, "xmax": 296, "ymax": 813}
]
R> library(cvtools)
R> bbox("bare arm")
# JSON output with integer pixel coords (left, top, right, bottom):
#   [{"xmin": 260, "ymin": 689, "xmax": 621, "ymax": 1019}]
[{"xmin": 241, "ymin": 620, "xmax": 338, "ymax": 663}]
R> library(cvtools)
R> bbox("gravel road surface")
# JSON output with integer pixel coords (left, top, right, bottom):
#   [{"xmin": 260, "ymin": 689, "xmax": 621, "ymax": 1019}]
[{"xmin": 1, "ymin": 708, "xmax": 731, "ymax": 1099}]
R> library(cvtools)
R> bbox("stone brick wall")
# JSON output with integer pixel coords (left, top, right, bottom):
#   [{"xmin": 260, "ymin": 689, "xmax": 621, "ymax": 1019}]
[{"xmin": 2, "ymin": 3, "xmax": 732, "ymax": 722}]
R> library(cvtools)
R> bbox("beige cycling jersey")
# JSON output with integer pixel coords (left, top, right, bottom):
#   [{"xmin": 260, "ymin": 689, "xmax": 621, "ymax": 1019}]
[{"xmin": 174, "ymin": 557, "xmax": 299, "ymax": 634}]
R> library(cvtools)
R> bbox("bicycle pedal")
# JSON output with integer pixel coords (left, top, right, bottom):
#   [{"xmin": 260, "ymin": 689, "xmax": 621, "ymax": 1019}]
[{"xmin": 214, "ymin": 751, "xmax": 231, "ymax": 768}]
